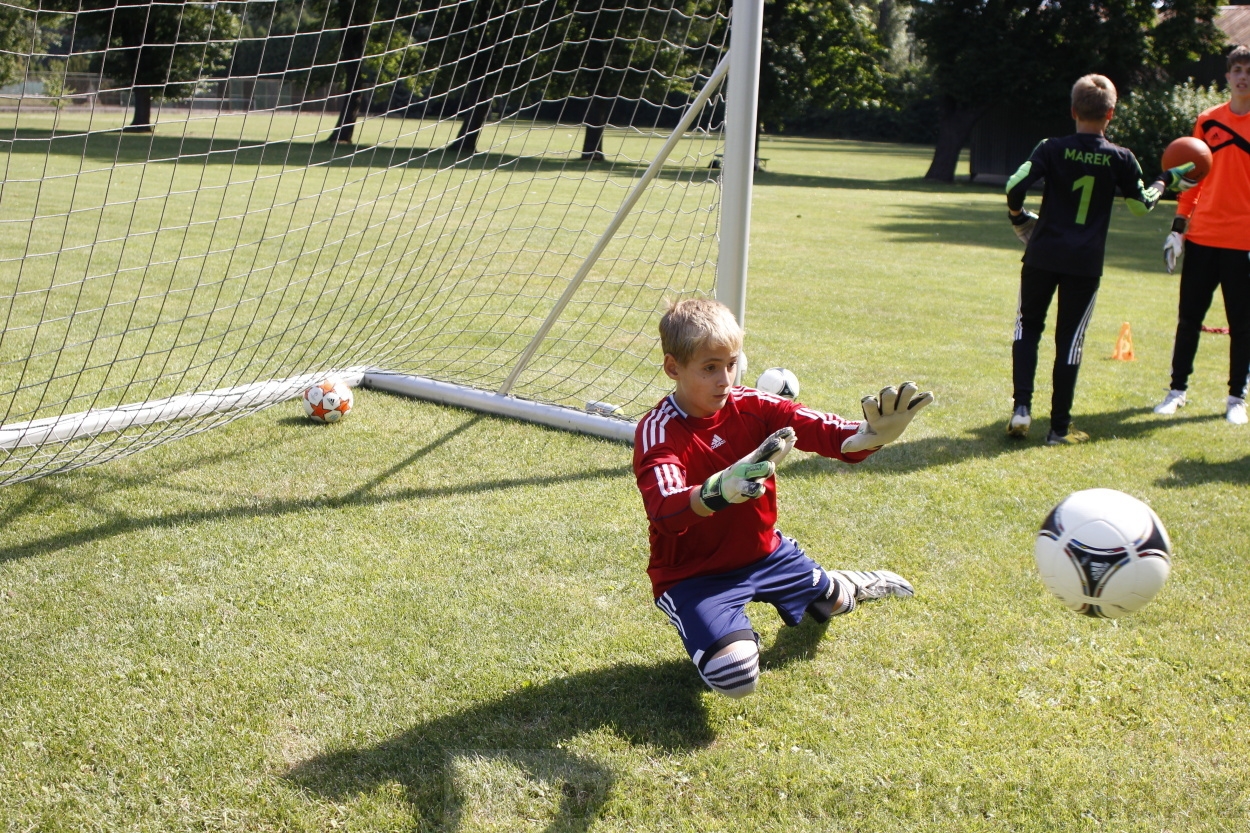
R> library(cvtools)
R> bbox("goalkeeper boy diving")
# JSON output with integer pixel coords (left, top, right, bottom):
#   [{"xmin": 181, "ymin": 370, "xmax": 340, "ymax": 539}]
[{"xmin": 633, "ymin": 297, "xmax": 932, "ymax": 698}]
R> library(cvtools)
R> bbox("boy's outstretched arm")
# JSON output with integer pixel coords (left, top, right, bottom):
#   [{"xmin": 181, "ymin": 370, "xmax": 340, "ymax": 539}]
[{"xmin": 1124, "ymin": 161, "xmax": 1194, "ymax": 218}]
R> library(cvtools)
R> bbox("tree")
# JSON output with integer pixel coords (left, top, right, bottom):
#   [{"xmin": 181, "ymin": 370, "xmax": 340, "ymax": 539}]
[
  {"xmin": 397, "ymin": 0, "xmax": 561, "ymax": 156},
  {"xmin": 323, "ymin": 0, "xmax": 379, "ymax": 144},
  {"xmin": 323, "ymin": 0, "xmax": 429, "ymax": 144},
  {"xmin": 60, "ymin": 0, "xmax": 238, "ymax": 132},
  {"xmin": 229, "ymin": 0, "xmax": 424, "ymax": 145},
  {"xmin": 414, "ymin": 0, "xmax": 719, "ymax": 159},
  {"xmin": 541, "ymin": 0, "xmax": 723, "ymax": 162},
  {"xmin": 908, "ymin": 0, "xmax": 1224, "ymax": 181},
  {"xmin": 229, "ymin": 0, "xmax": 327, "ymax": 87},
  {"xmin": 758, "ymin": 0, "xmax": 886, "ymax": 133}
]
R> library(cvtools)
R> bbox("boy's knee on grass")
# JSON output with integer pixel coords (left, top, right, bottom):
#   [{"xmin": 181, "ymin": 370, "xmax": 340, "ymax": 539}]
[{"xmin": 699, "ymin": 637, "xmax": 760, "ymax": 699}]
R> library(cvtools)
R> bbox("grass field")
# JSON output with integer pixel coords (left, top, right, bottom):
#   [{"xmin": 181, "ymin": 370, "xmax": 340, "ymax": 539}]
[{"xmin": 2, "ymin": 134, "xmax": 1249, "ymax": 831}]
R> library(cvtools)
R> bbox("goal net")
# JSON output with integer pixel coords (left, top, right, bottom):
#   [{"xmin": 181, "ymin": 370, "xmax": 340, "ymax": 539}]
[{"xmin": 0, "ymin": 0, "xmax": 736, "ymax": 485}]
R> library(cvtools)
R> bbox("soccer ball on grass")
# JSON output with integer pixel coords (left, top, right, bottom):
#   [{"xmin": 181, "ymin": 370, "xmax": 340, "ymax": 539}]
[
  {"xmin": 1034, "ymin": 488, "xmax": 1171, "ymax": 619},
  {"xmin": 302, "ymin": 379, "xmax": 354, "ymax": 423},
  {"xmin": 755, "ymin": 367, "xmax": 800, "ymax": 400}
]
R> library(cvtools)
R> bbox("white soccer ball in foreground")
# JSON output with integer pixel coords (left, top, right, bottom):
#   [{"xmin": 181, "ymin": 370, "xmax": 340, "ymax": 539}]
[
  {"xmin": 302, "ymin": 379, "xmax": 354, "ymax": 423},
  {"xmin": 1034, "ymin": 488, "xmax": 1171, "ymax": 619},
  {"xmin": 755, "ymin": 367, "xmax": 800, "ymax": 400}
]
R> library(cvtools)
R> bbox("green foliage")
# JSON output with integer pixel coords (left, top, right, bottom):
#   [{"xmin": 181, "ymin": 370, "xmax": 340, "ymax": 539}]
[
  {"xmin": 41, "ymin": 0, "xmax": 240, "ymax": 96},
  {"xmin": 907, "ymin": 0, "xmax": 1226, "ymax": 179},
  {"xmin": 1108, "ymin": 80, "xmax": 1227, "ymax": 180},
  {"xmin": 541, "ymin": 0, "xmax": 725, "ymax": 104},
  {"xmin": 759, "ymin": 0, "xmax": 886, "ymax": 132},
  {"xmin": 909, "ymin": 0, "xmax": 1224, "ymax": 113},
  {"xmin": 229, "ymin": 1, "xmax": 328, "ymax": 84},
  {"xmin": 363, "ymin": 29, "xmax": 425, "ymax": 102},
  {"xmin": 38, "ymin": 70, "xmax": 69, "ymax": 109},
  {"xmin": 0, "ymin": 4, "xmax": 65, "ymax": 89},
  {"xmin": 787, "ymin": 66, "xmax": 941, "ymax": 143}
]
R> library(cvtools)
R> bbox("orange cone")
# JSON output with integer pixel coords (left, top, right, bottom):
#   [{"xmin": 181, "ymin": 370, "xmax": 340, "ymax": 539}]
[{"xmin": 1111, "ymin": 322, "xmax": 1135, "ymax": 361}]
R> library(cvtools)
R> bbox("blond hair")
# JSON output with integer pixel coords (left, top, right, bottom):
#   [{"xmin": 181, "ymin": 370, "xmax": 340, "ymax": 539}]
[
  {"xmin": 659, "ymin": 297, "xmax": 743, "ymax": 364},
  {"xmin": 1071, "ymin": 74, "xmax": 1117, "ymax": 121}
]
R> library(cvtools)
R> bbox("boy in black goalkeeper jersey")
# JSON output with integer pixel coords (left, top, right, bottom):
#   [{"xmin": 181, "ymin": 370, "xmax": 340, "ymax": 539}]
[{"xmin": 1005, "ymin": 74, "xmax": 1191, "ymax": 445}]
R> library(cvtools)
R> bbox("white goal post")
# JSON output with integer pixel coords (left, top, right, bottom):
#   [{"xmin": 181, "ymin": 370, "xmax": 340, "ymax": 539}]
[{"xmin": 0, "ymin": 0, "xmax": 761, "ymax": 484}]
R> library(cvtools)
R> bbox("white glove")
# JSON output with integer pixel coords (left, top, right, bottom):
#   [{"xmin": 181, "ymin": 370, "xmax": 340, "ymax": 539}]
[
  {"xmin": 1164, "ymin": 217, "xmax": 1187, "ymax": 275},
  {"xmin": 1010, "ymin": 210, "xmax": 1037, "ymax": 245},
  {"xmin": 841, "ymin": 382, "xmax": 934, "ymax": 454},
  {"xmin": 696, "ymin": 428, "xmax": 795, "ymax": 512},
  {"xmin": 1164, "ymin": 232, "xmax": 1184, "ymax": 273}
]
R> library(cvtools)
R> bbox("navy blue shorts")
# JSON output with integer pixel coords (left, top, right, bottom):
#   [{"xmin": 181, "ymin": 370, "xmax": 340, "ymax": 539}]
[{"xmin": 654, "ymin": 534, "xmax": 832, "ymax": 665}]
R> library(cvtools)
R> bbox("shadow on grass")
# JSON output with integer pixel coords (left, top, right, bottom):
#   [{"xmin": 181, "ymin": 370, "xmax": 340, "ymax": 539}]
[
  {"xmin": 868, "ymin": 190, "xmax": 1179, "ymax": 274},
  {"xmin": 287, "ymin": 660, "xmax": 709, "ymax": 832},
  {"xmin": 286, "ymin": 618, "xmax": 829, "ymax": 830},
  {"xmin": 753, "ymin": 169, "xmax": 969, "ymax": 194},
  {"xmin": 0, "ymin": 128, "xmax": 717, "ymax": 182},
  {"xmin": 1161, "ymin": 454, "xmax": 1250, "ymax": 487},
  {"xmin": 0, "ymin": 414, "xmax": 631, "ymax": 565},
  {"xmin": 784, "ymin": 406, "xmax": 1224, "ymax": 476}
]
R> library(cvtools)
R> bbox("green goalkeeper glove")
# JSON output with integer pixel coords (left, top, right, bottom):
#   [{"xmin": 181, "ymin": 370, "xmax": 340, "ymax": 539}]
[
  {"xmin": 841, "ymin": 382, "xmax": 934, "ymax": 454},
  {"xmin": 1162, "ymin": 162, "xmax": 1196, "ymax": 193},
  {"xmin": 697, "ymin": 428, "xmax": 796, "ymax": 513}
]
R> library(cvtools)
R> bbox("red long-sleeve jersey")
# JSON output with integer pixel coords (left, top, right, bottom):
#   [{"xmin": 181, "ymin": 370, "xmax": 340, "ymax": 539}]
[
  {"xmin": 633, "ymin": 387, "xmax": 873, "ymax": 598},
  {"xmin": 1176, "ymin": 102, "xmax": 1250, "ymax": 250}
]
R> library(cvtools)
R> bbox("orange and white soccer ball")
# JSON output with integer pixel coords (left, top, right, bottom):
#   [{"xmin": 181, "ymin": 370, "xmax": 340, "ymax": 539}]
[{"xmin": 302, "ymin": 379, "xmax": 353, "ymax": 423}]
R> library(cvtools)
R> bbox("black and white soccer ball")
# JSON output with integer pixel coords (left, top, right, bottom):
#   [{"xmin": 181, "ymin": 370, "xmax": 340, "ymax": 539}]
[
  {"xmin": 755, "ymin": 367, "xmax": 800, "ymax": 400},
  {"xmin": 1034, "ymin": 488, "xmax": 1171, "ymax": 619}
]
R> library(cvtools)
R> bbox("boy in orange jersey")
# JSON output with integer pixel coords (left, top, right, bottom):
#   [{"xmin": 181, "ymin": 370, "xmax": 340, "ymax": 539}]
[{"xmin": 1155, "ymin": 45, "xmax": 1250, "ymax": 425}]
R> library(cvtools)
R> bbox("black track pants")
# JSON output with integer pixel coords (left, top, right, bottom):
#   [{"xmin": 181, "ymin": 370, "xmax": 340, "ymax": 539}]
[
  {"xmin": 1012, "ymin": 264, "xmax": 1100, "ymax": 436},
  {"xmin": 1167, "ymin": 240, "xmax": 1250, "ymax": 398}
]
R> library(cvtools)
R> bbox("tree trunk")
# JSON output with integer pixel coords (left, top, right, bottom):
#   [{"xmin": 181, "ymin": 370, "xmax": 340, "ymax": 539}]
[
  {"xmin": 446, "ymin": 81, "xmax": 491, "ymax": 155},
  {"xmin": 924, "ymin": 95, "xmax": 989, "ymax": 182},
  {"xmin": 581, "ymin": 96, "xmax": 607, "ymax": 161},
  {"xmin": 125, "ymin": 88, "xmax": 153, "ymax": 132},
  {"xmin": 325, "ymin": 4, "xmax": 368, "ymax": 144},
  {"xmin": 326, "ymin": 85, "xmax": 364, "ymax": 144}
]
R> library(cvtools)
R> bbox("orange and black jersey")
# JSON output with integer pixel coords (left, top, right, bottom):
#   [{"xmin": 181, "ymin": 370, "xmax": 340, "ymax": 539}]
[
  {"xmin": 1007, "ymin": 133, "xmax": 1162, "ymax": 277},
  {"xmin": 1177, "ymin": 102, "xmax": 1250, "ymax": 251}
]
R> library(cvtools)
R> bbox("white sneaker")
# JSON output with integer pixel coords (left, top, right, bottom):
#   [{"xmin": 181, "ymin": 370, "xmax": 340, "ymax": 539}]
[
  {"xmin": 1006, "ymin": 405, "xmax": 1031, "ymax": 438},
  {"xmin": 1153, "ymin": 389, "xmax": 1187, "ymax": 415},
  {"xmin": 830, "ymin": 569, "xmax": 915, "ymax": 601},
  {"xmin": 1227, "ymin": 396, "xmax": 1248, "ymax": 425}
]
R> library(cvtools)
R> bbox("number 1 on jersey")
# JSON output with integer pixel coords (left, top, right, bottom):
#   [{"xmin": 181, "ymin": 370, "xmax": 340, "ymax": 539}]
[{"xmin": 1072, "ymin": 175, "xmax": 1094, "ymax": 225}]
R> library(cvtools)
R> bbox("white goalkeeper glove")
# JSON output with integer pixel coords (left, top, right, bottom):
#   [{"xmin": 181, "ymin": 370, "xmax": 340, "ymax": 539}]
[
  {"xmin": 1164, "ymin": 216, "xmax": 1187, "ymax": 275},
  {"xmin": 696, "ymin": 428, "xmax": 796, "ymax": 513},
  {"xmin": 1009, "ymin": 209, "xmax": 1037, "ymax": 246},
  {"xmin": 841, "ymin": 382, "xmax": 934, "ymax": 454}
]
